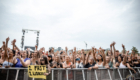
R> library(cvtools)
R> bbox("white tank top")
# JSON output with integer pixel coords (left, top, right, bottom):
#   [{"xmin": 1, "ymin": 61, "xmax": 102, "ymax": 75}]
[
  {"xmin": 119, "ymin": 62, "xmax": 126, "ymax": 68},
  {"xmin": 76, "ymin": 62, "xmax": 83, "ymax": 68},
  {"xmin": 97, "ymin": 62, "xmax": 104, "ymax": 68}
]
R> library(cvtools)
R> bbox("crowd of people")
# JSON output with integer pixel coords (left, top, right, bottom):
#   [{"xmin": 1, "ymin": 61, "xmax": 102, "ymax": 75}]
[{"xmin": 0, "ymin": 37, "xmax": 140, "ymax": 76}]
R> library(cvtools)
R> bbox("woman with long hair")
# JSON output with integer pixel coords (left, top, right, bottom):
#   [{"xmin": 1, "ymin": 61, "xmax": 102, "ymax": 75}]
[
  {"xmin": 30, "ymin": 50, "xmax": 40, "ymax": 65},
  {"xmin": 52, "ymin": 56, "xmax": 63, "ymax": 68},
  {"xmin": 115, "ymin": 44, "xmax": 127, "ymax": 68},
  {"xmin": 40, "ymin": 56, "xmax": 51, "ymax": 75},
  {"xmin": 85, "ymin": 50, "xmax": 97, "ymax": 69},
  {"xmin": 63, "ymin": 55, "xmax": 73, "ymax": 68},
  {"xmin": 0, "ymin": 50, "xmax": 5, "ymax": 67},
  {"xmin": 126, "ymin": 56, "xmax": 137, "ymax": 73},
  {"xmin": 73, "ymin": 49, "xmax": 85, "ymax": 68},
  {"xmin": 92, "ymin": 48, "xmax": 106, "ymax": 69},
  {"xmin": 13, "ymin": 50, "xmax": 30, "ymax": 67},
  {"xmin": 2, "ymin": 38, "xmax": 15, "ymax": 68}
]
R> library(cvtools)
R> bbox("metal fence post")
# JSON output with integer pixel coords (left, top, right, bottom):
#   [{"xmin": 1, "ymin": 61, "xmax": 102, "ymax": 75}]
[
  {"xmin": 52, "ymin": 70, "xmax": 54, "ymax": 80},
  {"xmin": 74, "ymin": 70, "xmax": 76, "ymax": 80},
  {"xmin": 95, "ymin": 70, "xmax": 98, "ymax": 80},
  {"xmin": 66, "ymin": 69, "xmax": 69, "ymax": 80},
  {"xmin": 24, "ymin": 69, "xmax": 28, "ymax": 80},
  {"xmin": 117, "ymin": 69, "xmax": 123, "ymax": 80},
  {"xmin": 129, "ymin": 69, "xmax": 132, "ymax": 75},
  {"xmin": 113, "ymin": 69, "xmax": 115, "ymax": 80},
  {"xmin": 82, "ymin": 70, "xmax": 85, "ymax": 80},
  {"xmin": 6, "ymin": 69, "xmax": 9, "ymax": 80},
  {"xmin": 59, "ymin": 70, "xmax": 62, "ymax": 80},
  {"xmin": 123, "ymin": 69, "xmax": 124, "ymax": 78},
  {"xmin": 137, "ymin": 69, "xmax": 140, "ymax": 73},
  {"xmin": 15, "ymin": 69, "xmax": 19, "ymax": 80},
  {"xmin": 108, "ymin": 69, "xmax": 112, "ymax": 80}
]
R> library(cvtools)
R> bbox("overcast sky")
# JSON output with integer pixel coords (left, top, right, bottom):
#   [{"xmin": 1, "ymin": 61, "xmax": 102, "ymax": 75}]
[{"xmin": 0, "ymin": 0, "xmax": 140, "ymax": 52}]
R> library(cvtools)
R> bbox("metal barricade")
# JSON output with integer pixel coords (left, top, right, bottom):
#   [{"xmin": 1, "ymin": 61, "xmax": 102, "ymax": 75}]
[{"xmin": 0, "ymin": 67, "xmax": 140, "ymax": 80}]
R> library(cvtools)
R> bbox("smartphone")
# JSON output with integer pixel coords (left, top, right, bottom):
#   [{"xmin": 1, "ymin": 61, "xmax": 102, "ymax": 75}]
[{"xmin": 18, "ymin": 52, "xmax": 20, "ymax": 55}]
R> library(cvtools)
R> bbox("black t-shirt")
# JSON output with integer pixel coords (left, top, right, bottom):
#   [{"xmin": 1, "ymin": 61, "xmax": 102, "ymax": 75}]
[
  {"xmin": 115, "ymin": 57, "xmax": 118, "ymax": 63},
  {"xmin": 84, "ymin": 63, "xmax": 95, "ymax": 68},
  {"xmin": 52, "ymin": 62, "xmax": 63, "ymax": 68},
  {"xmin": 133, "ymin": 59, "xmax": 140, "ymax": 67},
  {"xmin": 49, "ymin": 60, "xmax": 53, "ymax": 67},
  {"xmin": 126, "ymin": 62, "xmax": 134, "ymax": 67}
]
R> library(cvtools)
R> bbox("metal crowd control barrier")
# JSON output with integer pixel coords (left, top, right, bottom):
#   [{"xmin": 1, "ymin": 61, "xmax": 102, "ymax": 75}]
[{"xmin": 0, "ymin": 67, "xmax": 140, "ymax": 80}]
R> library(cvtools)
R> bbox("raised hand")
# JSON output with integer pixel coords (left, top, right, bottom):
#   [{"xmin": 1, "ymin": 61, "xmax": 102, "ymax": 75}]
[
  {"xmin": 65, "ymin": 47, "xmax": 68, "ymax": 51},
  {"xmin": 11, "ymin": 39, "xmax": 16, "ymax": 45},
  {"xmin": 94, "ymin": 48, "xmax": 97, "ymax": 52},
  {"xmin": 81, "ymin": 49, "xmax": 84, "ymax": 53},
  {"xmin": 3, "ymin": 41, "xmax": 5, "ymax": 45},
  {"xmin": 110, "ymin": 43, "xmax": 112, "ymax": 47},
  {"xmin": 92, "ymin": 47, "xmax": 94, "ymax": 50},
  {"xmin": 35, "ymin": 45, "xmax": 38, "ymax": 50},
  {"xmin": 126, "ymin": 51, "xmax": 129, "ymax": 54},
  {"xmin": 113, "ymin": 42, "xmax": 116, "ymax": 45},
  {"xmin": 74, "ymin": 47, "xmax": 76, "ymax": 51},
  {"xmin": 6, "ymin": 37, "xmax": 10, "ymax": 42},
  {"xmin": 122, "ymin": 44, "xmax": 125, "ymax": 48}
]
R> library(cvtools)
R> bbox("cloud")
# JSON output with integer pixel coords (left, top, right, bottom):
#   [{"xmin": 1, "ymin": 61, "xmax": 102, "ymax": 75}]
[{"xmin": 0, "ymin": 0, "xmax": 140, "ymax": 52}]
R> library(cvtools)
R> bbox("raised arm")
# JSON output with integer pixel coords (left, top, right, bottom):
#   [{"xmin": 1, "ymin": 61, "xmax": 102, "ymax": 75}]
[
  {"xmin": 0, "ymin": 44, "xmax": 4, "ymax": 50},
  {"xmin": 126, "ymin": 51, "xmax": 129, "ymax": 56},
  {"xmin": 122, "ymin": 44, "xmax": 125, "ymax": 55},
  {"xmin": 112, "ymin": 42, "xmax": 116, "ymax": 58},
  {"xmin": 35, "ymin": 45, "xmax": 38, "ymax": 50},
  {"xmin": 101, "ymin": 49, "xmax": 106, "ymax": 66},
  {"xmin": 92, "ymin": 47, "xmax": 97, "ymax": 62},
  {"xmin": 15, "ymin": 45, "xmax": 20, "ymax": 51},
  {"xmin": 4, "ymin": 37, "xmax": 10, "ymax": 59},
  {"xmin": 65, "ymin": 47, "xmax": 68, "ymax": 55},
  {"xmin": 74, "ymin": 47, "xmax": 76, "ymax": 54},
  {"xmin": 3, "ymin": 41, "xmax": 7, "ymax": 59},
  {"xmin": 123, "ymin": 55, "xmax": 127, "ymax": 65},
  {"xmin": 85, "ymin": 52, "xmax": 90, "ymax": 65},
  {"xmin": 27, "ymin": 48, "xmax": 30, "ymax": 58},
  {"xmin": 73, "ymin": 51, "xmax": 76, "ymax": 68},
  {"xmin": 110, "ymin": 43, "xmax": 113, "ymax": 56},
  {"xmin": 81, "ymin": 49, "xmax": 85, "ymax": 65}
]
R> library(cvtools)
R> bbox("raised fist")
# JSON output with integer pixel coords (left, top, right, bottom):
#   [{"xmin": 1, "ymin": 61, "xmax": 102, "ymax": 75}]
[{"xmin": 122, "ymin": 44, "xmax": 125, "ymax": 48}]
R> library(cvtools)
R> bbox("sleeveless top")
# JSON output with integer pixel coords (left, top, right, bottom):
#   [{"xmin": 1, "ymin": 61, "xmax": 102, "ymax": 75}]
[
  {"xmin": 119, "ymin": 62, "xmax": 126, "ymax": 68},
  {"xmin": 97, "ymin": 62, "xmax": 104, "ymax": 68},
  {"xmin": 108, "ymin": 61, "xmax": 113, "ymax": 68},
  {"xmin": 30, "ymin": 58, "xmax": 39, "ymax": 65},
  {"xmin": 2, "ymin": 61, "xmax": 13, "ymax": 67},
  {"xmin": 15, "ymin": 58, "xmax": 30, "ymax": 67},
  {"xmin": 64, "ymin": 62, "xmax": 72, "ymax": 67},
  {"xmin": 76, "ymin": 62, "xmax": 83, "ymax": 68}
]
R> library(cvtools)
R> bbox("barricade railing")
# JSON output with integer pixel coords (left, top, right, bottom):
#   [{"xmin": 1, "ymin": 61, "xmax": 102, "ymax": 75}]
[{"xmin": 0, "ymin": 67, "xmax": 140, "ymax": 80}]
